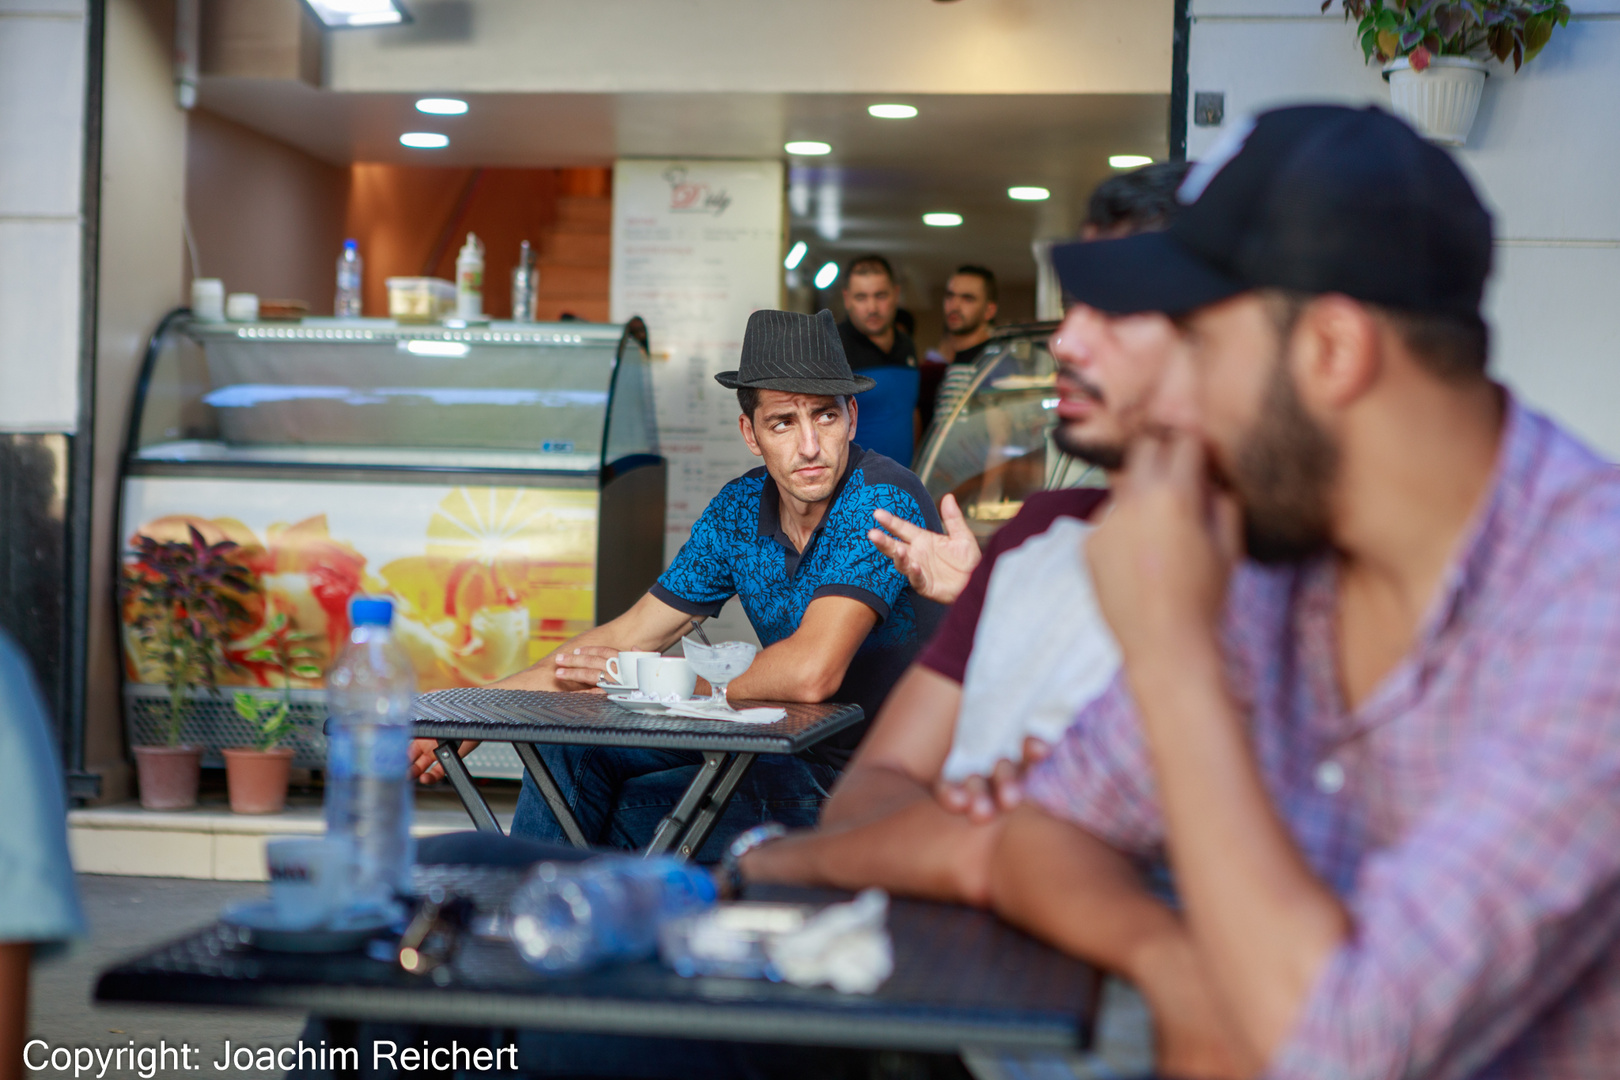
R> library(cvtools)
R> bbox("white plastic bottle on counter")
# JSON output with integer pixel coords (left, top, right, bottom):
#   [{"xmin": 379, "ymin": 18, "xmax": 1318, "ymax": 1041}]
[
  {"xmin": 324, "ymin": 597, "xmax": 417, "ymax": 917},
  {"xmin": 335, "ymin": 239, "xmax": 363, "ymax": 317},
  {"xmin": 456, "ymin": 233, "xmax": 484, "ymax": 319}
]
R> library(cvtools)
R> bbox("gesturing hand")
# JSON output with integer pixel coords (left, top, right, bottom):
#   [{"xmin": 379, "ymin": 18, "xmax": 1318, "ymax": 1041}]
[
  {"xmin": 1086, "ymin": 432, "xmax": 1241, "ymax": 667},
  {"xmin": 868, "ymin": 493, "xmax": 981, "ymax": 605}
]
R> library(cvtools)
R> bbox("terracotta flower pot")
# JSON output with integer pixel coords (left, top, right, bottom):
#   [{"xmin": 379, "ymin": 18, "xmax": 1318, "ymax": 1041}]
[
  {"xmin": 222, "ymin": 746, "xmax": 295, "ymax": 814},
  {"xmin": 134, "ymin": 745, "xmax": 202, "ymax": 811}
]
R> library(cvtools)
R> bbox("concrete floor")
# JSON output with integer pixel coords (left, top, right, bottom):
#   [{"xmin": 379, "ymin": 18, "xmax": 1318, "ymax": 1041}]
[{"xmin": 28, "ymin": 875, "xmax": 306, "ymax": 1079}]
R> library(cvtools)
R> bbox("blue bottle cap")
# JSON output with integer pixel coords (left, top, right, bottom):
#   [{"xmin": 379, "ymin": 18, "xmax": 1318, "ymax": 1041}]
[
  {"xmin": 344, "ymin": 238, "xmax": 357, "ymax": 251},
  {"xmin": 349, "ymin": 596, "xmax": 393, "ymax": 626}
]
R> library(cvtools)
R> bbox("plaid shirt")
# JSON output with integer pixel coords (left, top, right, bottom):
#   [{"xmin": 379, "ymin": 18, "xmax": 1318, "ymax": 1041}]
[{"xmin": 1026, "ymin": 398, "xmax": 1620, "ymax": 1079}]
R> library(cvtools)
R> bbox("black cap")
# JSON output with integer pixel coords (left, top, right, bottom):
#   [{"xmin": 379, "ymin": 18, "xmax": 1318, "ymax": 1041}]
[
  {"xmin": 1051, "ymin": 105, "xmax": 1494, "ymax": 319},
  {"xmin": 715, "ymin": 309, "xmax": 876, "ymax": 395}
]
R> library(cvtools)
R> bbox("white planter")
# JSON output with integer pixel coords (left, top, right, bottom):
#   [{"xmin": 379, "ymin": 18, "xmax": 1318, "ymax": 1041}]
[{"xmin": 1383, "ymin": 56, "xmax": 1489, "ymax": 146}]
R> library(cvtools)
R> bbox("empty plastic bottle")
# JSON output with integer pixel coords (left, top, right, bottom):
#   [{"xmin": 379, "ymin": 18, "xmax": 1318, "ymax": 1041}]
[
  {"xmin": 335, "ymin": 238, "xmax": 363, "ymax": 317},
  {"xmin": 508, "ymin": 856, "xmax": 716, "ymax": 973},
  {"xmin": 324, "ymin": 596, "xmax": 416, "ymax": 917}
]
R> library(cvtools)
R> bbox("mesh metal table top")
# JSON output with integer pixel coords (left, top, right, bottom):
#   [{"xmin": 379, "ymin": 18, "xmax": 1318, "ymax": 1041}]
[
  {"xmin": 409, "ymin": 688, "xmax": 864, "ymax": 754},
  {"xmin": 94, "ymin": 877, "xmax": 1097, "ymax": 1053}
]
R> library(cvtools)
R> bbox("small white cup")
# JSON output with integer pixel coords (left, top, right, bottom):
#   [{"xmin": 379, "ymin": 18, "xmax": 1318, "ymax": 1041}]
[
  {"xmin": 226, "ymin": 292, "xmax": 259, "ymax": 322},
  {"xmin": 605, "ymin": 650, "xmax": 660, "ymax": 688},
  {"xmin": 638, "ymin": 656, "xmax": 696, "ymax": 700},
  {"xmin": 191, "ymin": 278, "xmax": 225, "ymax": 322},
  {"xmin": 266, "ymin": 836, "xmax": 346, "ymax": 930}
]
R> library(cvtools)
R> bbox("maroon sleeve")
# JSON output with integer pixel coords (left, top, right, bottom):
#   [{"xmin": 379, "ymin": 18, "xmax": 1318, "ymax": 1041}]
[{"xmin": 914, "ymin": 487, "xmax": 1109, "ymax": 683}]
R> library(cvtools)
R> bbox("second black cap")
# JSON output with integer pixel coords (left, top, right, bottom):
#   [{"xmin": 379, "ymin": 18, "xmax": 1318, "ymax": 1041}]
[{"xmin": 1052, "ymin": 105, "xmax": 1494, "ymax": 320}]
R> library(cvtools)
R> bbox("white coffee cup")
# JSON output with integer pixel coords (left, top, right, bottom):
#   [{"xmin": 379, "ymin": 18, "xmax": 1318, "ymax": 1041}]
[
  {"xmin": 266, "ymin": 836, "xmax": 346, "ymax": 930},
  {"xmin": 605, "ymin": 650, "xmax": 660, "ymax": 688},
  {"xmin": 638, "ymin": 656, "xmax": 696, "ymax": 700}
]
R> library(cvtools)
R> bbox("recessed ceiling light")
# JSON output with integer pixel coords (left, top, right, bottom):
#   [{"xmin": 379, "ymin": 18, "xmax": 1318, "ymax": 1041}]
[
  {"xmin": 813, "ymin": 261, "xmax": 840, "ymax": 289},
  {"xmin": 1008, "ymin": 186, "xmax": 1051, "ymax": 201},
  {"xmin": 302, "ymin": 0, "xmax": 408, "ymax": 28},
  {"xmin": 923, "ymin": 212, "xmax": 963, "ymax": 227},
  {"xmin": 785, "ymin": 141, "xmax": 832, "ymax": 156},
  {"xmin": 868, "ymin": 104, "xmax": 918, "ymax": 119},
  {"xmin": 1109, "ymin": 154, "xmax": 1154, "ymax": 169},
  {"xmin": 416, "ymin": 98, "xmax": 468, "ymax": 116},
  {"xmin": 784, "ymin": 241, "xmax": 809, "ymax": 271},
  {"xmin": 400, "ymin": 132, "xmax": 449, "ymax": 149}
]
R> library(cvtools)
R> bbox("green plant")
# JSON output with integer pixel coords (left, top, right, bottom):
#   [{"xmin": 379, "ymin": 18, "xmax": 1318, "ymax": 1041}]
[
  {"xmin": 231, "ymin": 609, "xmax": 322, "ymax": 752},
  {"xmin": 123, "ymin": 526, "xmax": 254, "ymax": 746},
  {"xmin": 232, "ymin": 692, "xmax": 292, "ymax": 752},
  {"xmin": 1326, "ymin": 0, "xmax": 1570, "ymax": 70}
]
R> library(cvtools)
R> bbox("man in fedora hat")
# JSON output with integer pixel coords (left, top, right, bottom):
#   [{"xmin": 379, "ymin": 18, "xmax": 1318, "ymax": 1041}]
[{"xmin": 411, "ymin": 308, "xmax": 944, "ymax": 857}]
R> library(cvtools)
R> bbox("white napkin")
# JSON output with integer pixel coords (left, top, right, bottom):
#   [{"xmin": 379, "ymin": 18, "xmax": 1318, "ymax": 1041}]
[
  {"xmin": 663, "ymin": 702, "xmax": 785, "ymax": 724},
  {"xmin": 941, "ymin": 518, "xmax": 1121, "ymax": 783},
  {"xmin": 766, "ymin": 888, "xmax": 893, "ymax": 994}
]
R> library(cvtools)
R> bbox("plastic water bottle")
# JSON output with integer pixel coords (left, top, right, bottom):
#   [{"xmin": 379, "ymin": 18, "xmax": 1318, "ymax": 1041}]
[
  {"xmin": 335, "ymin": 239, "xmax": 363, "ymax": 317},
  {"xmin": 324, "ymin": 597, "xmax": 416, "ymax": 917},
  {"xmin": 508, "ymin": 856, "xmax": 716, "ymax": 973}
]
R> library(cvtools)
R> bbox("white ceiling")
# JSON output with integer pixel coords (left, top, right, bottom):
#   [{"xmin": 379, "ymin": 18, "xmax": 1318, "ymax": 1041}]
[{"xmin": 198, "ymin": 80, "xmax": 1169, "ymax": 302}]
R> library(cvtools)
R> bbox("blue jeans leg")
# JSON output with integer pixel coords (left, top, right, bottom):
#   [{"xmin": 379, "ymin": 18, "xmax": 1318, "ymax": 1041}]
[{"xmin": 510, "ymin": 745, "xmax": 714, "ymax": 845}]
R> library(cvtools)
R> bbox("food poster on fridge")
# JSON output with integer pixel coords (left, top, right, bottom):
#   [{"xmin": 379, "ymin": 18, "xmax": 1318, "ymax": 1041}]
[{"xmin": 119, "ymin": 477, "xmax": 598, "ymax": 691}]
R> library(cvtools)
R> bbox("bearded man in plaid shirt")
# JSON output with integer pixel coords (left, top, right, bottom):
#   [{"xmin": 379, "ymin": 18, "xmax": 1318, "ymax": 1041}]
[{"xmin": 982, "ymin": 106, "xmax": 1620, "ymax": 1078}]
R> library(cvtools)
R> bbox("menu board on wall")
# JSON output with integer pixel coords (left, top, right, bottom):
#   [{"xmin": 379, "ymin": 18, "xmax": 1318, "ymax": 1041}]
[{"xmin": 609, "ymin": 159, "xmax": 785, "ymax": 566}]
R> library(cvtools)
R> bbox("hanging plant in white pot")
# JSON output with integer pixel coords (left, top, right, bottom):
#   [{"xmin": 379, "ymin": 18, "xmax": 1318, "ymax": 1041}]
[{"xmin": 1326, "ymin": 0, "xmax": 1571, "ymax": 145}]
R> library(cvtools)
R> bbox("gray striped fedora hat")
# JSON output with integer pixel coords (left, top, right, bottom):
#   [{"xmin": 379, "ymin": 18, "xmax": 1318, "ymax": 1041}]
[{"xmin": 714, "ymin": 308, "xmax": 876, "ymax": 395}]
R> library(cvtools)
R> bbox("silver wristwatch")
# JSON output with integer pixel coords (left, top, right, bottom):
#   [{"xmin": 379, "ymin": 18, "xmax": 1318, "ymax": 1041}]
[{"xmin": 719, "ymin": 822, "xmax": 788, "ymax": 899}]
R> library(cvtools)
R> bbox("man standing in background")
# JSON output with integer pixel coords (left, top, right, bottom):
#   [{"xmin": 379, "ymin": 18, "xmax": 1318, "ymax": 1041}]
[
  {"xmin": 921, "ymin": 265, "xmax": 1000, "ymax": 429},
  {"xmin": 836, "ymin": 254, "xmax": 916, "ymax": 372}
]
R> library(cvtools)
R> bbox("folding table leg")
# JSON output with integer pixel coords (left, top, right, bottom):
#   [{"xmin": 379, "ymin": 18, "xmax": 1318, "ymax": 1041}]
[
  {"xmin": 644, "ymin": 751, "xmax": 726, "ymax": 858},
  {"xmin": 435, "ymin": 740, "xmax": 502, "ymax": 834},
  {"xmin": 513, "ymin": 742, "xmax": 590, "ymax": 849},
  {"xmin": 672, "ymin": 751, "xmax": 757, "ymax": 860}
]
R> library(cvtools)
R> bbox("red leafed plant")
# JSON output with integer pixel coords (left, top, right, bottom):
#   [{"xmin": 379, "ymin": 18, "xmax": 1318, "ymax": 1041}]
[
  {"xmin": 123, "ymin": 525, "xmax": 256, "ymax": 746},
  {"xmin": 1325, "ymin": 0, "xmax": 1571, "ymax": 71}
]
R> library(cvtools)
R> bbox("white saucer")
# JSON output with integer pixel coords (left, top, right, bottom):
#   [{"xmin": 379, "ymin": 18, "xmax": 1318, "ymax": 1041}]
[
  {"xmin": 597, "ymin": 679, "xmax": 635, "ymax": 692},
  {"xmin": 607, "ymin": 691, "xmax": 708, "ymax": 713}
]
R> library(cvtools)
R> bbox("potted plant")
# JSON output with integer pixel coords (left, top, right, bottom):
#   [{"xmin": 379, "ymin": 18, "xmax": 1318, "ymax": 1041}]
[
  {"xmin": 123, "ymin": 526, "xmax": 253, "ymax": 810},
  {"xmin": 222, "ymin": 611, "xmax": 321, "ymax": 815},
  {"xmin": 1326, "ymin": 0, "xmax": 1571, "ymax": 144}
]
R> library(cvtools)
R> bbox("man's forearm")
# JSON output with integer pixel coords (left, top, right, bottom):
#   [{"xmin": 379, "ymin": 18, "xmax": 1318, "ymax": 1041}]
[
  {"xmin": 742, "ymin": 796, "xmax": 1000, "ymax": 906},
  {"xmin": 1128, "ymin": 643, "xmax": 1349, "ymax": 1062},
  {"xmin": 820, "ymin": 763, "xmax": 933, "ymax": 829}
]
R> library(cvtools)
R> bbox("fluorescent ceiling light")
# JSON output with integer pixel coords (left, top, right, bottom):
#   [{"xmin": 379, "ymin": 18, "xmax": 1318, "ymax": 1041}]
[
  {"xmin": 923, "ymin": 212, "xmax": 963, "ymax": 227},
  {"xmin": 416, "ymin": 98, "xmax": 468, "ymax": 116},
  {"xmin": 400, "ymin": 132, "xmax": 449, "ymax": 149},
  {"xmin": 1109, "ymin": 154, "xmax": 1154, "ymax": 169},
  {"xmin": 1008, "ymin": 186, "xmax": 1050, "ymax": 201},
  {"xmin": 301, "ymin": 0, "xmax": 408, "ymax": 28},
  {"xmin": 401, "ymin": 340, "xmax": 469, "ymax": 358},
  {"xmin": 868, "ymin": 104, "xmax": 918, "ymax": 119},
  {"xmin": 785, "ymin": 141, "xmax": 832, "ymax": 156},
  {"xmin": 784, "ymin": 241, "xmax": 809, "ymax": 270},
  {"xmin": 813, "ymin": 261, "xmax": 840, "ymax": 289}
]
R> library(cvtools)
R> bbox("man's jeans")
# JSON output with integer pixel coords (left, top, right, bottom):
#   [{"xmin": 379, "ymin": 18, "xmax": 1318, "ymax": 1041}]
[{"xmin": 510, "ymin": 746, "xmax": 838, "ymax": 863}]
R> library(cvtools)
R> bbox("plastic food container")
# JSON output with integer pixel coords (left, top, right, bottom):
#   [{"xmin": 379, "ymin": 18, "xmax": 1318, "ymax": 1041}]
[{"xmin": 386, "ymin": 277, "xmax": 455, "ymax": 323}]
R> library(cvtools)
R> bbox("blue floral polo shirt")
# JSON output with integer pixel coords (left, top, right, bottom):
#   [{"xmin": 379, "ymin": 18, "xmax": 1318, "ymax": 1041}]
[{"xmin": 650, "ymin": 445, "xmax": 945, "ymax": 765}]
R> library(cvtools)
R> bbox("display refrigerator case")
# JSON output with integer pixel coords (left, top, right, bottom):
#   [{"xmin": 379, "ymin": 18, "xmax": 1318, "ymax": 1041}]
[
  {"xmin": 914, "ymin": 321, "xmax": 1107, "ymax": 546},
  {"xmin": 118, "ymin": 315, "xmax": 663, "ymax": 777}
]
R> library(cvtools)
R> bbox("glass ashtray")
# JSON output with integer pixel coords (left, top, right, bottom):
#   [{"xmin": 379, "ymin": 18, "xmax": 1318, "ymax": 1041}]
[{"xmin": 657, "ymin": 902, "xmax": 816, "ymax": 980}]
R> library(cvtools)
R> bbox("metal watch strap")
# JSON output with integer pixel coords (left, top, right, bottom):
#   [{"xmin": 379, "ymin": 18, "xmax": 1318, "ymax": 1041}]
[{"xmin": 721, "ymin": 822, "xmax": 788, "ymax": 899}]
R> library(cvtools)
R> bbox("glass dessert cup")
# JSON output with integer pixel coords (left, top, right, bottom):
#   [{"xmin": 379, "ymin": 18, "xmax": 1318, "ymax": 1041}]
[{"xmin": 680, "ymin": 637, "xmax": 758, "ymax": 715}]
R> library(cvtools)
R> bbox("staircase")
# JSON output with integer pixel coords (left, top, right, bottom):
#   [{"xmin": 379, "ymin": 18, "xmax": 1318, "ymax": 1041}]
[{"xmin": 534, "ymin": 195, "xmax": 611, "ymax": 323}]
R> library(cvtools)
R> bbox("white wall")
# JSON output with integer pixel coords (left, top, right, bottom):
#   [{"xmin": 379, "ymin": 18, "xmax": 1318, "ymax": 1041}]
[
  {"xmin": 1186, "ymin": 0, "xmax": 1620, "ymax": 459},
  {"xmin": 327, "ymin": 0, "xmax": 1173, "ymax": 96},
  {"xmin": 0, "ymin": 0, "xmax": 87, "ymax": 433}
]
